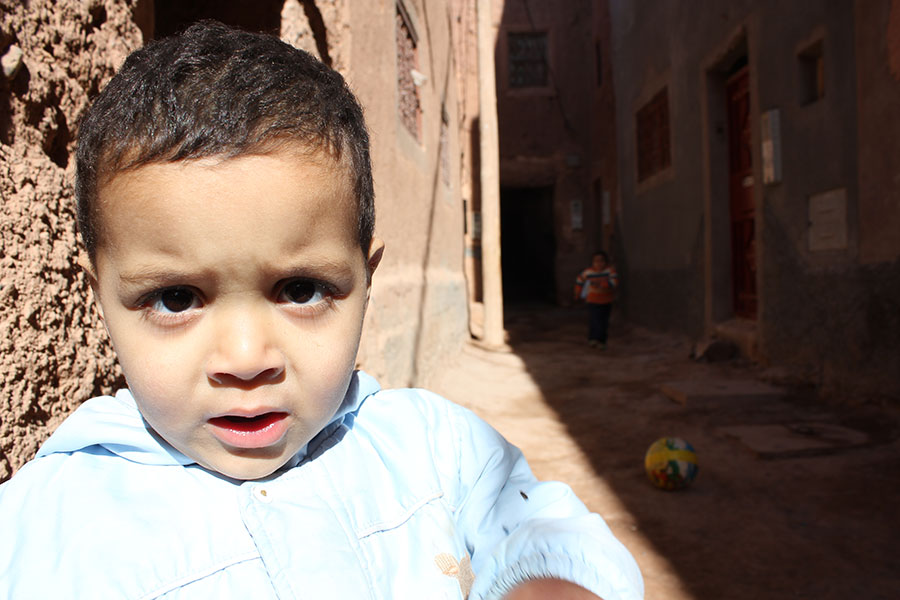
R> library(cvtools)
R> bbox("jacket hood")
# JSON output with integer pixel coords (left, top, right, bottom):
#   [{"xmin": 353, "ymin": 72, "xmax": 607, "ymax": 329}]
[{"xmin": 36, "ymin": 370, "xmax": 381, "ymax": 468}]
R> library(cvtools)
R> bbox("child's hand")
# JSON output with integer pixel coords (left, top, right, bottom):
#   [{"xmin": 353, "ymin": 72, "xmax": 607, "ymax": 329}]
[{"xmin": 502, "ymin": 578, "xmax": 603, "ymax": 599}]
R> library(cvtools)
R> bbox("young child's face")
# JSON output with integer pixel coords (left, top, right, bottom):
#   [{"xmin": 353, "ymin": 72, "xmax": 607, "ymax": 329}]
[
  {"xmin": 592, "ymin": 254, "xmax": 607, "ymax": 271},
  {"xmin": 88, "ymin": 146, "xmax": 382, "ymax": 480}
]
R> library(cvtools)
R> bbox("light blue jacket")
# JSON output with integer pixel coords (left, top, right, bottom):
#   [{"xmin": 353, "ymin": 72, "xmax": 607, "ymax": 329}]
[{"xmin": 0, "ymin": 371, "xmax": 643, "ymax": 600}]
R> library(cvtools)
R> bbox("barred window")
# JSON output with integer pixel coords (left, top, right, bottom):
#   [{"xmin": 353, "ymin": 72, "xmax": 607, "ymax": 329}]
[
  {"xmin": 508, "ymin": 32, "xmax": 548, "ymax": 88},
  {"xmin": 636, "ymin": 88, "xmax": 671, "ymax": 181},
  {"xmin": 396, "ymin": 5, "xmax": 421, "ymax": 139}
]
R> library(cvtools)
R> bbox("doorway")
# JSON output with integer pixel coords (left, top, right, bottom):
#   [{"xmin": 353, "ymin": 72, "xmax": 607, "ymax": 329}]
[
  {"xmin": 726, "ymin": 65, "xmax": 757, "ymax": 319},
  {"xmin": 501, "ymin": 186, "xmax": 556, "ymax": 305}
]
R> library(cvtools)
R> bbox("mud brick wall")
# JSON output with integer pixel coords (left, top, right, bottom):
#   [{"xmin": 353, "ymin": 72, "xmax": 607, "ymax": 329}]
[{"xmin": 0, "ymin": 0, "xmax": 142, "ymax": 482}]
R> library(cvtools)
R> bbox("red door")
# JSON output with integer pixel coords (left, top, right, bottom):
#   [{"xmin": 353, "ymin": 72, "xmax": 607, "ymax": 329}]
[{"xmin": 726, "ymin": 67, "xmax": 757, "ymax": 319}]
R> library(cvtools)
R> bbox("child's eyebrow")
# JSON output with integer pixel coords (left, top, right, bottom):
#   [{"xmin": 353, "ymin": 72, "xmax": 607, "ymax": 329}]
[
  {"xmin": 115, "ymin": 259, "xmax": 357, "ymax": 287},
  {"xmin": 264, "ymin": 259, "xmax": 357, "ymax": 282},
  {"xmin": 116, "ymin": 268, "xmax": 199, "ymax": 287}
]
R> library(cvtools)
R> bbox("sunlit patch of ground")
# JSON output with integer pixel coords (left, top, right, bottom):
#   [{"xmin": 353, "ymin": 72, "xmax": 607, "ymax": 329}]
[{"xmin": 428, "ymin": 306, "xmax": 900, "ymax": 600}]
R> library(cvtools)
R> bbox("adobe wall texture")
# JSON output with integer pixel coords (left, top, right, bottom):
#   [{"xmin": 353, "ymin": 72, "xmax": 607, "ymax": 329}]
[
  {"xmin": 1, "ymin": 0, "xmax": 139, "ymax": 482},
  {"xmin": 348, "ymin": 0, "xmax": 469, "ymax": 389},
  {"xmin": 0, "ymin": 0, "xmax": 471, "ymax": 482}
]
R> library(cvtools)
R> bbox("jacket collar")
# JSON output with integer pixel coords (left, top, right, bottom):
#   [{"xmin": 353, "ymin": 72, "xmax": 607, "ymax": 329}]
[{"xmin": 36, "ymin": 370, "xmax": 381, "ymax": 469}]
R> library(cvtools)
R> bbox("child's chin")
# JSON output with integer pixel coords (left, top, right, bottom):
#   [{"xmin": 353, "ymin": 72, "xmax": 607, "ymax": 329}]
[{"xmin": 203, "ymin": 455, "xmax": 290, "ymax": 481}]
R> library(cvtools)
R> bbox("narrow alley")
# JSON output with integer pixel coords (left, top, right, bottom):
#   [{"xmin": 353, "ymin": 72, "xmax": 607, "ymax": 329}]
[
  {"xmin": 429, "ymin": 306, "xmax": 900, "ymax": 600},
  {"xmin": 2, "ymin": 2, "xmax": 899, "ymax": 598}
]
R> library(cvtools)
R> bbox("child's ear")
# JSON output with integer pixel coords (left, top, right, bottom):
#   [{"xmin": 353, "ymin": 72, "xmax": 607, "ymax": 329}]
[
  {"xmin": 366, "ymin": 238, "xmax": 385, "ymax": 280},
  {"xmin": 77, "ymin": 252, "xmax": 106, "ymax": 322},
  {"xmin": 363, "ymin": 238, "xmax": 385, "ymax": 307}
]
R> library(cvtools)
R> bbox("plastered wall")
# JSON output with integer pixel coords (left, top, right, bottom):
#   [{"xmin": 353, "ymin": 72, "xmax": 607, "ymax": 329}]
[{"xmin": 609, "ymin": 0, "xmax": 900, "ymax": 398}]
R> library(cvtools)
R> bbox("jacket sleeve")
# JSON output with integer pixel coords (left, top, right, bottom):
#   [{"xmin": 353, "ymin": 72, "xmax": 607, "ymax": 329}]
[
  {"xmin": 438, "ymin": 395, "xmax": 644, "ymax": 600},
  {"xmin": 574, "ymin": 270, "xmax": 587, "ymax": 299}
]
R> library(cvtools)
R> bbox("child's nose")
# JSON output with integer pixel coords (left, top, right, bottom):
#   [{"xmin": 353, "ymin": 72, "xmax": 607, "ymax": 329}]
[{"xmin": 205, "ymin": 308, "xmax": 285, "ymax": 386}]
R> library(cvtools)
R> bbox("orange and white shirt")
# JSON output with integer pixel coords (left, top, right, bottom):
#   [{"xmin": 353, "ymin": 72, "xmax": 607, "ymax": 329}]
[{"xmin": 574, "ymin": 267, "xmax": 618, "ymax": 304}]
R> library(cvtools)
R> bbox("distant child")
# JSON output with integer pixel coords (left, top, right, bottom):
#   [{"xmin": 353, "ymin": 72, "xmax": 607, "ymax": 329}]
[
  {"xmin": 0, "ymin": 22, "xmax": 642, "ymax": 600},
  {"xmin": 574, "ymin": 251, "xmax": 618, "ymax": 349}
]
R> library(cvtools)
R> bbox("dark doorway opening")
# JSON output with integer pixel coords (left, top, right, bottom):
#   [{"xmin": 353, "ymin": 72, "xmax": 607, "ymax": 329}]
[{"xmin": 501, "ymin": 186, "xmax": 556, "ymax": 305}]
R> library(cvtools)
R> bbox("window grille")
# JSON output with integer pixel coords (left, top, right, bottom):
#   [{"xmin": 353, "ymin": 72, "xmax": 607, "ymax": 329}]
[{"xmin": 508, "ymin": 32, "xmax": 548, "ymax": 88}]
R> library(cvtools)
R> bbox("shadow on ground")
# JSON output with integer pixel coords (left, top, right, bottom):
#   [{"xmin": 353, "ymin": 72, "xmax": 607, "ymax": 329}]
[{"xmin": 431, "ymin": 305, "xmax": 900, "ymax": 600}]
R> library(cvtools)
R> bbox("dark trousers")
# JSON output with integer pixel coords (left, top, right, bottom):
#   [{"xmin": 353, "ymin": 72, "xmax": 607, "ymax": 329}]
[{"xmin": 588, "ymin": 302, "xmax": 612, "ymax": 343}]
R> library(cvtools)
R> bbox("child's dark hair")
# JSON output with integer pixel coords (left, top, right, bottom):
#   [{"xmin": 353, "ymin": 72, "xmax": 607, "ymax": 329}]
[
  {"xmin": 75, "ymin": 20, "xmax": 374, "ymax": 262},
  {"xmin": 593, "ymin": 250, "xmax": 609, "ymax": 262}
]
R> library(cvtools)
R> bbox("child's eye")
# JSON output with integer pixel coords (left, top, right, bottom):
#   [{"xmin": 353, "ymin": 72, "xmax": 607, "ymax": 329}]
[
  {"xmin": 147, "ymin": 287, "xmax": 201, "ymax": 314},
  {"xmin": 277, "ymin": 279, "xmax": 332, "ymax": 305}
]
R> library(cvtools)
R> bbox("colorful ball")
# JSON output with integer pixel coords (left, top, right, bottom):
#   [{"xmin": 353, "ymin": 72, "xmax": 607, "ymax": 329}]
[{"xmin": 644, "ymin": 437, "xmax": 698, "ymax": 490}]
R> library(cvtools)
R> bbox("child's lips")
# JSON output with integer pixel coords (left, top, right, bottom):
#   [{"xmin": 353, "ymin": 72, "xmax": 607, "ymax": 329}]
[{"xmin": 207, "ymin": 411, "xmax": 289, "ymax": 449}]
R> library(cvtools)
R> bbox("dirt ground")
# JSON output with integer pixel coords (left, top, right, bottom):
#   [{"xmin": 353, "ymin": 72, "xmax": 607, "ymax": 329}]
[{"xmin": 427, "ymin": 306, "xmax": 900, "ymax": 600}]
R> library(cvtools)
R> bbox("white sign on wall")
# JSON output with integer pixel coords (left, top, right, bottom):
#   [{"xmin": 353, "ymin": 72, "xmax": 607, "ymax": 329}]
[
  {"xmin": 571, "ymin": 198, "xmax": 583, "ymax": 231},
  {"xmin": 808, "ymin": 188, "xmax": 848, "ymax": 251}
]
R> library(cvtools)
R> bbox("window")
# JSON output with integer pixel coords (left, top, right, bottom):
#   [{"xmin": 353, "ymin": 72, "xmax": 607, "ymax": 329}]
[
  {"xmin": 396, "ymin": 4, "xmax": 421, "ymax": 139},
  {"xmin": 508, "ymin": 32, "xmax": 548, "ymax": 88},
  {"xmin": 799, "ymin": 40, "xmax": 824, "ymax": 105},
  {"xmin": 635, "ymin": 88, "xmax": 671, "ymax": 182}
]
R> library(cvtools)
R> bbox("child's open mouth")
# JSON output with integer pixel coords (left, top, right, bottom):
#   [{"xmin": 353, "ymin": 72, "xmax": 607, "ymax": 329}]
[{"xmin": 208, "ymin": 412, "xmax": 289, "ymax": 449}]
